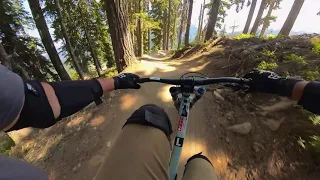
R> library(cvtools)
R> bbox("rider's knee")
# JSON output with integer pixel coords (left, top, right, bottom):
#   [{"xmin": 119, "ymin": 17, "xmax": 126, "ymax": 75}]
[
  {"xmin": 186, "ymin": 152, "xmax": 213, "ymax": 167},
  {"xmin": 123, "ymin": 104, "xmax": 172, "ymax": 138}
]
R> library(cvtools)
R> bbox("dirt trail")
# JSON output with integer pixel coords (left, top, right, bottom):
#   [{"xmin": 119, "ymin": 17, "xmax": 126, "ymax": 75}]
[{"xmin": 10, "ymin": 50, "xmax": 320, "ymax": 180}]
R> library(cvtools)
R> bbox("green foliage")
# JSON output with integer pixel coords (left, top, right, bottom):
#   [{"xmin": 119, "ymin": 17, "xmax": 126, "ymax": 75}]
[
  {"xmin": 233, "ymin": 33, "xmax": 255, "ymax": 40},
  {"xmin": 0, "ymin": 134, "xmax": 15, "ymax": 156},
  {"xmin": 311, "ymin": 37, "xmax": 320, "ymax": 54},
  {"xmin": 0, "ymin": 0, "xmax": 58, "ymax": 81},
  {"xmin": 67, "ymin": 68, "xmax": 80, "ymax": 80},
  {"xmin": 101, "ymin": 67, "xmax": 118, "ymax": 77},
  {"xmin": 303, "ymin": 70, "xmax": 320, "ymax": 81},
  {"xmin": 266, "ymin": 34, "xmax": 276, "ymax": 39},
  {"xmin": 256, "ymin": 61, "xmax": 278, "ymax": 70},
  {"xmin": 47, "ymin": 0, "xmax": 114, "ymax": 76},
  {"xmin": 310, "ymin": 136, "xmax": 320, "ymax": 153},
  {"xmin": 283, "ymin": 70, "xmax": 290, "ymax": 77},
  {"xmin": 284, "ymin": 54, "xmax": 308, "ymax": 66},
  {"xmin": 261, "ymin": 49, "xmax": 276, "ymax": 59}
]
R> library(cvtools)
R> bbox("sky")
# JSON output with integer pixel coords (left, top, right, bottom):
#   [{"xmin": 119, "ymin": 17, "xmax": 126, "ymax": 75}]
[
  {"xmin": 191, "ymin": 0, "xmax": 320, "ymax": 34},
  {"xmin": 24, "ymin": 0, "xmax": 320, "ymax": 44}
]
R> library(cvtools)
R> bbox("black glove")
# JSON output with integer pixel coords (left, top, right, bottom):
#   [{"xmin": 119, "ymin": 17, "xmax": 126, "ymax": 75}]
[
  {"xmin": 243, "ymin": 70, "xmax": 303, "ymax": 97},
  {"xmin": 113, "ymin": 73, "xmax": 141, "ymax": 89}
]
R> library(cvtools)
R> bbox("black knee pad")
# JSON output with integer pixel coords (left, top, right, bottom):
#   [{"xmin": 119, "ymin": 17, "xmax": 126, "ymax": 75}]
[
  {"xmin": 123, "ymin": 104, "xmax": 173, "ymax": 138},
  {"xmin": 186, "ymin": 152, "xmax": 213, "ymax": 167},
  {"xmin": 7, "ymin": 80, "xmax": 56, "ymax": 131}
]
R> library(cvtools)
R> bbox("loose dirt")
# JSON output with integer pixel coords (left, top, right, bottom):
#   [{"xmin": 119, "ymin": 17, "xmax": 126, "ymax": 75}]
[{"xmin": 8, "ymin": 48, "xmax": 320, "ymax": 180}]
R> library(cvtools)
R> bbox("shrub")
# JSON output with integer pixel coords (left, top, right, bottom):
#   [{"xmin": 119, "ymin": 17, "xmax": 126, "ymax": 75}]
[
  {"xmin": 284, "ymin": 54, "xmax": 308, "ymax": 66},
  {"xmin": 261, "ymin": 49, "xmax": 276, "ymax": 59},
  {"xmin": 101, "ymin": 67, "xmax": 118, "ymax": 77},
  {"xmin": 256, "ymin": 61, "xmax": 278, "ymax": 70},
  {"xmin": 266, "ymin": 34, "xmax": 276, "ymax": 39},
  {"xmin": 233, "ymin": 34, "xmax": 255, "ymax": 40},
  {"xmin": 303, "ymin": 70, "xmax": 320, "ymax": 81},
  {"xmin": 68, "ymin": 69, "xmax": 80, "ymax": 80},
  {"xmin": 311, "ymin": 37, "xmax": 320, "ymax": 54}
]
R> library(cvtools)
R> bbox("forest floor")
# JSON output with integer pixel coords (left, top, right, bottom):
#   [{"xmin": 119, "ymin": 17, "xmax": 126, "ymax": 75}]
[{"xmin": 7, "ymin": 37, "xmax": 320, "ymax": 180}]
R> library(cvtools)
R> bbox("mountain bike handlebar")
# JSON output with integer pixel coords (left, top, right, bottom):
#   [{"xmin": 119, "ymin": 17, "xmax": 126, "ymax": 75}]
[{"xmin": 136, "ymin": 77, "xmax": 250, "ymax": 86}]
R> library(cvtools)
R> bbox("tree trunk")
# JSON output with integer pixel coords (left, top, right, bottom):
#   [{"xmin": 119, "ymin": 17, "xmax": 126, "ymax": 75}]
[
  {"xmin": 199, "ymin": 0, "xmax": 205, "ymax": 41},
  {"xmin": 205, "ymin": 0, "xmax": 220, "ymax": 41},
  {"xmin": 243, "ymin": 0, "xmax": 257, "ymax": 34},
  {"xmin": 196, "ymin": 4, "xmax": 203, "ymax": 42},
  {"xmin": 259, "ymin": 1, "xmax": 275, "ymax": 38},
  {"xmin": 136, "ymin": 0, "xmax": 143, "ymax": 56},
  {"xmin": 166, "ymin": 0, "xmax": 171, "ymax": 50},
  {"xmin": 147, "ymin": 2, "xmax": 151, "ymax": 52},
  {"xmin": 170, "ymin": 8, "xmax": 177, "ymax": 49},
  {"xmin": 55, "ymin": 0, "xmax": 84, "ymax": 80},
  {"xmin": 78, "ymin": 3, "xmax": 101, "ymax": 77},
  {"xmin": 250, "ymin": 0, "xmax": 266, "ymax": 35},
  {"xmin": 184, "ymin": 0, "xmax": 193, "ymax": 47},
  {"xmin": 27, "ymin": 0, "xmax": 70, "ymax": 80},
  {"xmin": 177, "ymin": 0, "xmax": 187, "ymax": 49},
  {"xmin": 278, "ymin": 0, "xmax": 305, "ymax": 37},
  {"xmin": 104, "ymin": 0, "xmax": 135, "ymax": 72},
  {"xmin": 162, "ymin": 10, "xmax": 167, "ymax": 50}
]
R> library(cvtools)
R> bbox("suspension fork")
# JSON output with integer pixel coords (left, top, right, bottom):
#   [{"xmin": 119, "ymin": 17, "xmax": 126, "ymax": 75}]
[{"xmin": 168, "ymin": 87, "xmax": 206, "ymax": 180}]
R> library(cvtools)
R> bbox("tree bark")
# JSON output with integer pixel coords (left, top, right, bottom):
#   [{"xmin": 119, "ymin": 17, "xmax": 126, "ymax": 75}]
[
  {"xmin": 205, "ymin": 0, "xmax": 220, "ymax": 41},
  {"xmin": 259, "ymin": 0, "xmax": 275, "ymax": 38},
  {"xmin": 196, "ymin": 4, "xmax": 203, "ymax": 42},
  {"xmin": 278, "ymin": 0, "xmax": 305, "ymax": 37},
  {"xmin": 184, "ymin": 0, "xmax": 193, "ymax": 47},
  {"xmin": 243, "ymin": 0, "xmax": 257, "ymax": 34},
  {"xmin": 104, "ymin": 0, "xmax": 135, "ymax": 72},
  {"xmin": 177, "ymin": 0, "xmax": 187, "ymax": 49},
  {"xmin": 162, "ymin": 10, "xmax": 167, "ymax": 50},
  {"xmin": 199, "ymin": 0, "xmax": 205, "ymax": 41},
  {"xmin": 78, "ymin": 3, "xmax": 101, "ymax": 77},
  {"xmin": 27, "ymin": 0, "xmax": 70, "ymax": 80},
  {"xmin": 166, "ymin": 0, "xmax": 171, "ymax": 50},
  {"xmin": 55, "ymin": 0, "xmax": 84, "ymax": 80},
  {"xmin": 136, "ymin": 0, "xmax": 143, "ymax": 56},
  {"xmin": 250, "ymin": 0, "xmax": 266, "ymax": 35}
]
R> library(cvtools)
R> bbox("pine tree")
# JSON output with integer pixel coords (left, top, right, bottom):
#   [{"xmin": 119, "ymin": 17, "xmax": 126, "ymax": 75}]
[
  {"xmin": 104, "ymin": 0, "xmax": 135, "ymax": 72},
  {"xmin": 1, "ymin": 0, "xmax": 59, "ymax": 81},
  {"xmin": 185, "ymin": 0, "xmax": 193, "ymax": 47},
  {"xmin": 250, "ymin": 0, "xmax": 267, "ymax": 35},
  {"xmin": 27, "ymin": 0, "xmax": 71, "ymax": 80},
  {"xmin": 278, "ymin": 0, "xmax": 305, "ymax": 36},
  {"xmin": 205, "ymin": 0, "xmax": 221, "ymax": 41},
  {"xmin": 243, "ymin": 0, "xmax": 257, "ymax": 34},
  {"xmin": 55, "ymin": 0, "xmax": 84, "ymax": 80}
]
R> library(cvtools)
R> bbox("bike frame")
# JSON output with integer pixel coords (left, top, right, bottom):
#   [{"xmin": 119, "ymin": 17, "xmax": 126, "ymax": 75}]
[
  {"xmin": 168, "ymin": 86, "xmax": 205, "ymax": 180},
  {"xmin": 136, "ymin": 76, "xmax": 248, "ymax": 179}
]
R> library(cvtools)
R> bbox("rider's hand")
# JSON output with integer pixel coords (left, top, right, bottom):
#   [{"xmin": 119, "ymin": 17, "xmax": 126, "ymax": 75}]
[
  {"xmin": 113, "ymin": 73, "xmax": 141, "ymax": 90},
  {"xmin": 243, "ymin": 70, "xmax": 303, "ymax": 97}
]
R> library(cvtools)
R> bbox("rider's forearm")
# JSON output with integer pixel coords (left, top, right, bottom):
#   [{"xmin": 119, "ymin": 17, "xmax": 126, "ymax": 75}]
[
  {"xmin": 46, "ymin": 78, "xmax": 115, "ymax": 119},
  {"xmin": 6, "ymin": 78, "xmax": 115, "ymax": 131},
  {"xmin": 292, "ymin": 81, "xmax": 320, "ymax": 115}
]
